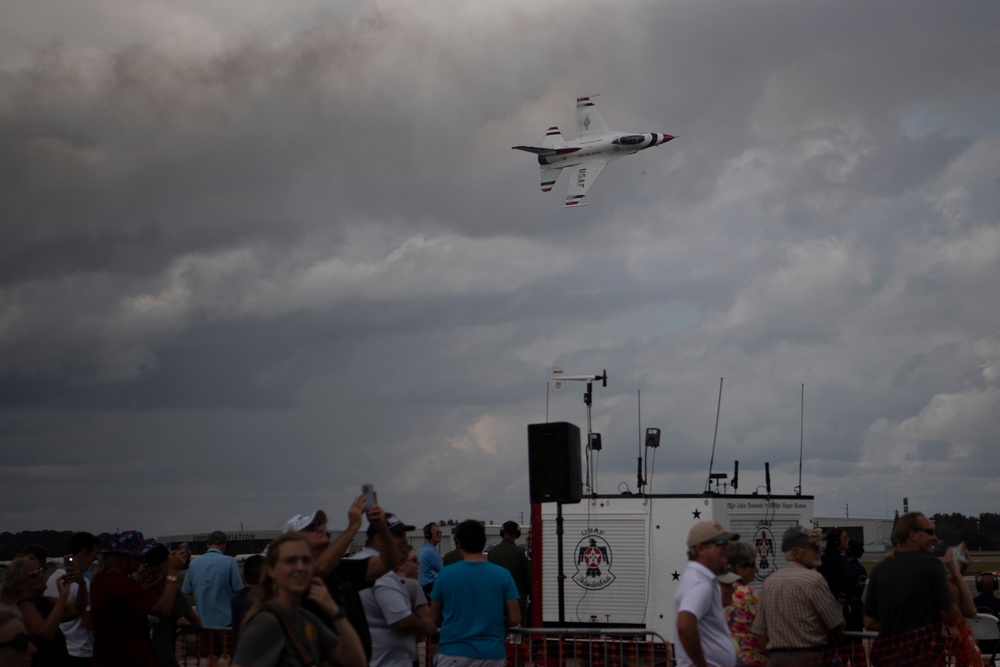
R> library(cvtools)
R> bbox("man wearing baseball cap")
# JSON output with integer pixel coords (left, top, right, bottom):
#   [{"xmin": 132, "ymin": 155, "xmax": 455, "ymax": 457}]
[
  {"xmin": 751, "ymin": 526, "xmax": 844, "ymax": 665},
  {"xmin": 675, "ymin": 521, "xmax": 739, "ymax": 667},
  {"xmin": 91, "ymin": 531, "xmax": 188, "ymax": 667}
]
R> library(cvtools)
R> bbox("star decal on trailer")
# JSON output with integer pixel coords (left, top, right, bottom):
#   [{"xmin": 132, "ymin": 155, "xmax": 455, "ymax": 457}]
[
  {"xmin": 672, "ymin": 571, "xmax": 680, "ymax": 581},
  {"xmin": 692, "ymin": 509, "xmax": 701, "ymax": 519}
]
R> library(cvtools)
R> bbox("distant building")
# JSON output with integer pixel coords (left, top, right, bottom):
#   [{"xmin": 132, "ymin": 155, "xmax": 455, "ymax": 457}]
[
  {"xmin": 157, "ymin": 521, "xmax": 511, "ymax": 558},
  {"xmin": 813, "ymin": 517, "xmax": 895, "ymax": 552}
]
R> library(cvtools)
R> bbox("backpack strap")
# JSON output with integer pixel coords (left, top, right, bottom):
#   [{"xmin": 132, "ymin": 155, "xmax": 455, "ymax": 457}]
[{"xmin": 264, "ymin": 602, "xmax": 316, "ymax": 666}]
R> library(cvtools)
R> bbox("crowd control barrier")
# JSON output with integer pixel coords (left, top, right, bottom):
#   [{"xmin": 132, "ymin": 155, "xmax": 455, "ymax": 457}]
[
  {"xmin": 177, "ymin": 626, "xmax": 234, "ymax": 666},
  {"xmin": 423, "ymin": 628, "xmax": 672, "ymax": 667},
  {"xmin": 178, "ymin": 619, "xmax": 1000, "ymax": 667}
]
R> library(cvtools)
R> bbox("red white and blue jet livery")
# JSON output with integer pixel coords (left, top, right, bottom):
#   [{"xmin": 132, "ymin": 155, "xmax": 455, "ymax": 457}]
[{"xmin": 513, "ymin": 97, "xmax": 674, "ymax": 207}]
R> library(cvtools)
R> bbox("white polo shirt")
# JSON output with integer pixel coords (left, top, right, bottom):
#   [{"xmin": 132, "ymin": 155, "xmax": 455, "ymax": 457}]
[{"xmin": 674, "ymin": 560, "xmax": 736, "ymax": 667}]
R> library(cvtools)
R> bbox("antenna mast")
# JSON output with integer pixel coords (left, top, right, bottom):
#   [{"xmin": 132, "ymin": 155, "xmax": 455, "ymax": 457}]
[
  {"xmin": 705, "ymin": 377, "xmax": 723, "ymax": 493},
  {"xmin": 637, "ymin": 390, "xmax": 644, "ymax": 494},
  {"xmin": 797, "ymin": 383, "xmax": 804, "ymax": 495}
]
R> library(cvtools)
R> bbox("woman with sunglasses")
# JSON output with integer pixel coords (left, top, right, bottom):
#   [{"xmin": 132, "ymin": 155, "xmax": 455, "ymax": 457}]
[
  {"xmin": 0, "ymin": 604, "xmax": 38, "ymax": 667},
  {"xmin": 0, "ymin": 556, "xmax": 85, "ymax": 667},
  {"xmin": 723, "ymin": 541, "xmax": 764, "ymax": 667},
  {"xmin": 394, "ymin": 544, "xmax": 432, "ymax": 617},
  {"xmin": 233, "ymin": 533, "xmax": 365, "ymax": 667}
]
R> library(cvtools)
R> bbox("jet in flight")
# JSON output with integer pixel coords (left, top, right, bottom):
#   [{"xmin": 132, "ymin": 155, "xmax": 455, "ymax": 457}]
[{"xmin": 513, "ymin": 97, "xmax": 674, "ymax": 207}]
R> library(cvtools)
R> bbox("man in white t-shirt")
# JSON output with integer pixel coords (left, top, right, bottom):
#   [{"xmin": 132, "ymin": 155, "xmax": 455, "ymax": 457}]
[
  {"xmin": 45, "ymin": 532, "xmax": 100, "ymax": 666},
  {"xmin": 674, "ymin": 521, "xmax": 739, "ymax": 667}
]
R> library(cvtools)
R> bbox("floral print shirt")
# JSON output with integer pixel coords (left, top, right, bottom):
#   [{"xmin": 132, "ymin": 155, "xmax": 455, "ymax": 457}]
[{"xmin": 725, "ymin": 582, "xmax": 765, "ymax": 666}]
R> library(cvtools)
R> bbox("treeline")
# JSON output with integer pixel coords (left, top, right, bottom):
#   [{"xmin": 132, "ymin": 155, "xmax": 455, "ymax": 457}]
[
  {"xmin": 927, "ymin": 512, "xmax": 1000, "ymax": 550},
  {"xmin": 0, "ymin": 531, "xmax": 113, "ymax": 561}
]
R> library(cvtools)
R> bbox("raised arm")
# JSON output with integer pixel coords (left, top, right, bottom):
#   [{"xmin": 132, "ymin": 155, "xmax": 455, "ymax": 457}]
[
  {"xmin": 944, "ymin": 545, "xmax": 977, "ymax": 619},
  {"xmin": 21, "ymin": 578, "xmax": 69, "ymax": 641},
  {"xmin": 150, "ymin": 551, "xmax": 186, "ymax": 618},
  {"xmin": 315, "ymin": 495, "xmax": 366, "ymax": 578},
  {"xmin": 307, "ymin": 577, "xmax": 365, "ymax": 667},
  {"xmin": 364, "ymin": 506, "xmax": 399, "ymax": 581}
]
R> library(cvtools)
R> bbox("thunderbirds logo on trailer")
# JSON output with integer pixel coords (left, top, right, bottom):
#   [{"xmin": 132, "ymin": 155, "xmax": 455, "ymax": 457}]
[
  {"xmin": 572, "ymin": 530, "xmax": 616, "ymax": 590},
  {"xmin": 754, "ymin": 524, "xmax": 778, "ymax": 582}
]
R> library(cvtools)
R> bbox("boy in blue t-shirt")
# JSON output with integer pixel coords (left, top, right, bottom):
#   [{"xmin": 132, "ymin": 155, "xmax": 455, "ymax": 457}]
[{"xmin": 430, "ymin": 520, "xmax": 520, "ymax": 667}]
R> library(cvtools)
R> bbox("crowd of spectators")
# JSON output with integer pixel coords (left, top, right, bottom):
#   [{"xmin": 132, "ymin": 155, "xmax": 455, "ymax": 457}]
[
  {"xmin": 677, "ymin": 511, "xmax": 993, "ymax": 667},
  {"xmin": 6, "ymin": 507, "xmax": 998, "ymax": 667}
]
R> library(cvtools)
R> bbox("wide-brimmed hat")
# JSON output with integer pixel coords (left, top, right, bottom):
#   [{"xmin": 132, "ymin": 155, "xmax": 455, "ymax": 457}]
[
  {"xmin": 103, "ymin": 531, "xmax": 156, "ymax": 557},
  {"xmin": 686, "ymin": 521, "xmax": 740, "ymax": 548}
]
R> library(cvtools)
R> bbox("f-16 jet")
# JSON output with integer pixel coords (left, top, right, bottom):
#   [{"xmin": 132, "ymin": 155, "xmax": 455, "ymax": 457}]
[{"xmin": 513, "ymin": 97, "xmax": 674, "ymax": 207}]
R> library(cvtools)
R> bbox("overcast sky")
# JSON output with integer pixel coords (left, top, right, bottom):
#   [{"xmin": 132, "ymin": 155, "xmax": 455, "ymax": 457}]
[{"xmin": 2, "ymin": 0, "xmax": 998, "ymax": 539}]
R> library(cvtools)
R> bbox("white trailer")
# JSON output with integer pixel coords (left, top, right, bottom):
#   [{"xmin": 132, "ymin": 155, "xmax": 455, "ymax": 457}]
[{"xmin": 533, "ymin": 493, "xmax": 814, "ymax": 644}]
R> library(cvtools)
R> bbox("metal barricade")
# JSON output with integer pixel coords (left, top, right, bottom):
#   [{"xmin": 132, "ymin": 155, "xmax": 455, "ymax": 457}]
[
  {"xmin": 423, "ymin": 628, "xmax": 672, "ymax": 667},
  {"xmin": 177, "ymin": 626, "xmax": 235, "ymax": 666}
]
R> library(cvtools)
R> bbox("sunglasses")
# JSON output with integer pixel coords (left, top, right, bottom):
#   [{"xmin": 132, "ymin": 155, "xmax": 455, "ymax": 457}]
[
  {"xmin": 702, "ymin": 539, "xmax": 729, "ymax": 547},
  {"xmin": 407, "ymin": 557, "xmax": 419, "ymax": 564},
  {"xmin": 27, "ymin": 568, "xmax": 45, "ymax": 579},
  {"xmin": 0, "ymin": 633, "xmax": 34, "ymax": 652},
  {"xmin": 915, "ymin": 527, "xmax": 935, "ymax": 536}
]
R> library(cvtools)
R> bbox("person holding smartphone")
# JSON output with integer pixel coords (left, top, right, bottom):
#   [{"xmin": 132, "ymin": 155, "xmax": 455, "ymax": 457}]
[
  {"xmin": 232, "ymin": 533, "xmax": 365, "ymax": 667},
  {"xmin": 44, "ymin": 532, "xmax": 101, "ymax": 666},
  {"xmin": 284, "ymin": 491, "xmax": 400, "ymax": 660}
]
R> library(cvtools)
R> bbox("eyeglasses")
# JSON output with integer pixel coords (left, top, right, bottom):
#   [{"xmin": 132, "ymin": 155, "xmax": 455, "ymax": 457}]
[
  {"xmin": 738, "ymin": 561, "xmax": 758, "ymax": 569},
  {"xmin": 915, "ymin": 527, "xmax": 935, "ymax": 536},
  {"xmin": 280, "ymin": 555, "xmax": 313, "ymax": 566},
  {"xmin": 0, "ymin": 633, "xmax": 34, "ymax": 651}
]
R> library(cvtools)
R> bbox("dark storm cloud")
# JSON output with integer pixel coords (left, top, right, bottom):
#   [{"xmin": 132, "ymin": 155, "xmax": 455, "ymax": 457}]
[{"xmin": 1, "ymin": 0, "xmax": 999, "ymax": 533}]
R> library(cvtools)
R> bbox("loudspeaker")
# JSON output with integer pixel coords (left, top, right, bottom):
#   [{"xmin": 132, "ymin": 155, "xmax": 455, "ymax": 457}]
[{"xmin": 528, "ymin": 422, "xmax": 583, "ymax": 504}]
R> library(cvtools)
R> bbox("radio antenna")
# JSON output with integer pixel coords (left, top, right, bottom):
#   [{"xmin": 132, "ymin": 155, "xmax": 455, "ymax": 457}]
[
  {"xmin": 705, "ymin": 377, "xmax": 723, "ymax": 493},
  {"xmin": 797, "ymin": 383, "xmax": 804, "ymax": 495},
  {"xmin": 636, "ymin": 389, "xmax": 645, "ymax": 494}
]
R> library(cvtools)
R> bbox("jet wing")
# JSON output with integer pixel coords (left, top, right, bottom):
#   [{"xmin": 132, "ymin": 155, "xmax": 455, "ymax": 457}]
[
  {"xmin": 564, "ymin": 160, "xmax": 607, "ymax": 207},
  {"xmin": 576, "ymin": 97, "xmax": 610, "ymax": 136}
]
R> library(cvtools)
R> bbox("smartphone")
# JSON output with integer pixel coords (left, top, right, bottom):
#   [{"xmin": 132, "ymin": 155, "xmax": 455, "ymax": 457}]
[
  {"xmin": 362, "ymin": 483, "xmax": 376, "ymax": 509},
  {"xmin": 954, "ymin": 545, "xmax": 966, "ymax": 561},
  {"xmin": 64, "ymin": 555, "xmax": 75, "ymax": 569}
]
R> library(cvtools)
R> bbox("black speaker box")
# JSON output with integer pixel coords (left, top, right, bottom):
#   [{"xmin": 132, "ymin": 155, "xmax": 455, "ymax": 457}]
[{"xmin": 527, "ymin": 422, "xmax": 583, "ymax": 504}]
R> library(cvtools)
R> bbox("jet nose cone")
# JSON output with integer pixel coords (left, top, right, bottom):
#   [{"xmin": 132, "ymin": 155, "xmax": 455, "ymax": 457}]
[{"xmin": 661, "ymin": 134, "xmax": 675, "ymax": 143}]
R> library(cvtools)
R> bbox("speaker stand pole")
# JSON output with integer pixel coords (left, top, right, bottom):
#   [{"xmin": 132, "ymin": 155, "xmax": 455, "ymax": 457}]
[{"xmin": 556, "ymin": 500, "xmax": 565, "ymax": 624}]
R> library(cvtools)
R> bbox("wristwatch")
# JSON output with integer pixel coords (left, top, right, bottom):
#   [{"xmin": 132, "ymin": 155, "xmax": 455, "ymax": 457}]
[
  {"xmin": 166, "ymin": 575, "xmax": 178, "ymax": 583},
  {"xmin": 329, "ymin": 608, "xmax": 346, "ymax": 622}
]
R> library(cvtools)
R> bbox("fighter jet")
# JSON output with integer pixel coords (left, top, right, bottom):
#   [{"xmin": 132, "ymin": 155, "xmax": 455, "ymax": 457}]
[{"xmin": 513, "ymin": 97, "xmax": 674, "ymax": 207}]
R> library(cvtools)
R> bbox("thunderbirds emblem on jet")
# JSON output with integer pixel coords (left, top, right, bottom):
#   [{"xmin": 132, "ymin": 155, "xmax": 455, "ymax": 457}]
[{"xmin": 513, "ymin": 97, "xmax": 674, "ymax": 207}]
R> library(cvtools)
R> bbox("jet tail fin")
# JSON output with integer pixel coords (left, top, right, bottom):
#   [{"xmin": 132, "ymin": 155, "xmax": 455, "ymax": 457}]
[{"xmin": 542, "ymin": 126, "xmax": 565, "ymax": 149}]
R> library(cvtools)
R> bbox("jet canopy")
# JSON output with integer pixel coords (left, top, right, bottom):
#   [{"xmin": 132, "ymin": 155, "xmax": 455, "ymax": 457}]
[{"xmin": 612, "ymin": 135, "xmax": 646, "ymax": 146}]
